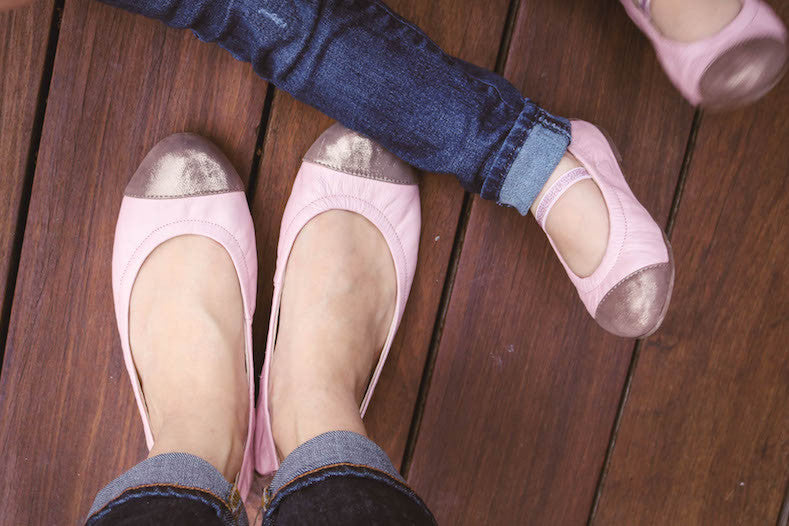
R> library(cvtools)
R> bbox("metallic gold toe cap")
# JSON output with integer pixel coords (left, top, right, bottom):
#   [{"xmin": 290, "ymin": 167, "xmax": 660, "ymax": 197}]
[
  {"xmin": 594, "ymin": 262, "xmax": 674, "ymax": 339},
  {"xmin": 125, "ymin": 133, "xmax": 244, "ymax": 199},
  {"xmin": 303, "ymin": 123, "xmax": 417, "ymax": 185}
]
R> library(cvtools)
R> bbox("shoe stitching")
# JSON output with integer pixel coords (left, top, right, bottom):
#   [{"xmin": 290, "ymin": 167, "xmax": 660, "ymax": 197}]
[
  {"xmin": 280, "ymin": 195, "xmax": 410, "ymax": 281},
  {"xmin": 595, "ymin": 261, "xmax": 670, "ymax": 312},
  {"xmin": 302, "ymin": 159, "xmax": 416, "ymax": 185},
  {"xmin": 124, "ymin": 188, "xmax": 243, "ymax": 199},
  {"xmin": 119, "ymin": 219, "xmax": 251, "ymax": 297}
]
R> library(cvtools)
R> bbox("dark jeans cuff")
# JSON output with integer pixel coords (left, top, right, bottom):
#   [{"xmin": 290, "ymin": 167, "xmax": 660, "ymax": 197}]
[
  {"xmin": 268, "ymin": 430, "xmax": 403, "ymax": 496},
  {"xmin": 481, "ymin": 101, "xmax": 571, "ymax": 215},
  {"xmin": 86, "ymin": 453, "xmax": 247, "ymax": 526}
]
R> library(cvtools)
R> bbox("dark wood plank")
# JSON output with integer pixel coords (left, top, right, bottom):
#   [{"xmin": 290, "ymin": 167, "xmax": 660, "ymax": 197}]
[
  {"xmin": 593, "ymin": 50, "xmax": 789, "ymax": 526},
  {"xmin": 0, "ymin": 0, "xmax": 54, "ymax": 336},
  {"xmin": 0, "ymin": 0, "xmax": 266, "ymax": 522},
  {"xmin": 249, "ymin": 0, "xmax": 513, "ymax": 465},
  {"xmin": 406, "ymin": 2, "xmax": 696, "ymax": 524}
]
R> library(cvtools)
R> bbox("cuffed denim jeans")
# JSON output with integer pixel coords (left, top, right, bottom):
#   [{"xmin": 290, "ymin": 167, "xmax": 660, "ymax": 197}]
[
  {"xmin": 86, "ymin": 431, "xmax": 435, "ymax": 525},
  {"xmin": 99, "ymin": 0, "xmax": 571, "ymax": 214}
]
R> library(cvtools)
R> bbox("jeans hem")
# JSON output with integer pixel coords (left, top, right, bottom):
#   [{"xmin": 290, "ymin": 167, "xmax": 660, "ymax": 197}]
[
  {"xmin": 263, "ymin": 464, "xmax": 435, "ymax": 526},
  {"xmin": 86, "ymin": 452, "xmax": 245, "ymax": 523},
  {"xmin": 481, "ymin": 102, "xmax": 571, "ymax": 213},
  {"xmin": 268, "ymin": 430, "xmax": 403, "ymax": 496}
]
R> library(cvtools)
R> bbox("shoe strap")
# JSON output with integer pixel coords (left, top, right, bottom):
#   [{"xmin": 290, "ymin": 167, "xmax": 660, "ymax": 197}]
[
  {"xmin": 534, "ymin": 167, "xmax": 592, "ymax": 229},
  {"xmin": 635, "ymin": 0, "xmax": 651, "ymax": 17}
]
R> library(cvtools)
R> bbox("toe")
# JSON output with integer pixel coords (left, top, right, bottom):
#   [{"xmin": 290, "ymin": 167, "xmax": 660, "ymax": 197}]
[{"xmin": 594, "ymin": 260, "xmax": 674, "ymax": 339}]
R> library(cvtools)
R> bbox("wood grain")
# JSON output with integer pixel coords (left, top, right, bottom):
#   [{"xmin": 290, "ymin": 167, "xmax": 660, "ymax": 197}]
[
  {"xmin": 406, "ymin": 2, "xmax": 696, "ymax": 524},
  {"xmin": 248, "ymin": 0, "xmax": 514, "ymax": 466},
  {"xmin": 0, "ymin": 0, "xmax": 54, "ymax": 338},
  {"xmin": 0, "ymin": 0, "xmax": 266, "ymax": 522},
  {"xmin": 592, "ymin": 56, "xmax": 789, "ymax": 526}
]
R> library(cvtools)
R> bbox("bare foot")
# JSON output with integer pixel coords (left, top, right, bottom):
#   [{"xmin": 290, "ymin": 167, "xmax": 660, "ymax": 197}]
[
  {"xmin": 269, "ymin": 210, "xmax": 395, "ymax": 459},
  {"xmin": 129, "ymin": 235, "xmax": 248, "ymax": 482},
  {"xmin": 531, "ymin": 152, "xmax": 610, "ymax": 278}
]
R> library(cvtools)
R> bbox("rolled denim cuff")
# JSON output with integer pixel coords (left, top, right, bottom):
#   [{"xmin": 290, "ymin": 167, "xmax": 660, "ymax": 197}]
[
  {"xmin": 86, "ymin": 452, "xmax": 247, "ymax": 525},
  {"xmin": 269, "ymin": 430, "xmax": 403, "ymax": 496},
  {"xmin": 481, "ymin": 101, "xmax": 571, "ymax": 215}
]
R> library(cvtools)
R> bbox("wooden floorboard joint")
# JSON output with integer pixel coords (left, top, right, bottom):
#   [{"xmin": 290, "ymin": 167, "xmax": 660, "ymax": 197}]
[
  {"xmin": 245, "ymin": 84, "xmax": 277, "ymax": 204},
  {"xmin": 777, "ymin": 476, "xmax": 789, "ymax": 526},
  {"xmin": 587, "ymin": 108, "xmax": 704, "ymax": 525},
  {"xmin": 0, "ymin": 0, "xmax": 64, "ymax": 373},
  {"xmin": 585, "ymin": 339, "xmax": 644, "ymax": 526},
  {"xmin": 399, "ymin": 0, "xmax": 524, "ymax": 478},
  {"xmin": 399, "ymin": 191, "xmax": 474, "ymax": 477}
]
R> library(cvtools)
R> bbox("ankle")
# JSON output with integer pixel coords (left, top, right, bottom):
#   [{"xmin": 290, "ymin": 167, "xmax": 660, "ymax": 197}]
[
  {"xmin": 149, "ymin": 415, "xmax": 247, "ymax": 481},
  {"xmin": 269, "ymin": 373, "xmax": 366, "ymax": 458}
]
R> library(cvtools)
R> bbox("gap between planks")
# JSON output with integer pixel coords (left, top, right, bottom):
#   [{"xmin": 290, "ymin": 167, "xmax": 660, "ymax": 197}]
[
  {"xmin": 0, "ymin": 0, "xmax": 64, "ymax": 375},
  {"xmin": 400, "ymin": 0, "xmax": 523, "ymax": 478},
  {"xmin": 585, "ymin": 108, "xmax": 704, "ymax": 526}
]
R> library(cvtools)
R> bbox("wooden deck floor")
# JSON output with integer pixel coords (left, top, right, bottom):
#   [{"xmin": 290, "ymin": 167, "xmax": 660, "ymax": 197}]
[{"xmin": 1, "ymin": 0, "xmax": 787, "ymax": 524}]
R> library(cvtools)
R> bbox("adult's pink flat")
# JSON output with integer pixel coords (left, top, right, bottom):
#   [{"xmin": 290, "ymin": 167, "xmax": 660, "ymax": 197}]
[
  {"xmin": 255, "ymin": 123, "xmax": 421, "ymax": 477},
  {"xmin": 112, "ymin": 133, "xmax": 258, "ymax": 498}
]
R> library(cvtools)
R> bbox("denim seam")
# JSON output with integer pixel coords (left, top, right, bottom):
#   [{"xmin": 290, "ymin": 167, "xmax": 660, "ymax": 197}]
[
  {"xmin": 87, "ymin": 483, "xmax": 237, "ymax": 524},
  {"xmin": 270, "ymin": 462, "xmax": 404, "ymax": 502},
  {"xmin": 480, "ymin": 107, "xmax": 537, "ymax": 201},
  {"xmin": 481, "ymin": 106, "xmax": 571, "ymax": 203},
  {"xmin": 367, "ymin": 0, "xmax": 519, "ymax": 112},
  {"xmin": 264, "ymin": 464, "xmax": 434, "ymax": 525}
]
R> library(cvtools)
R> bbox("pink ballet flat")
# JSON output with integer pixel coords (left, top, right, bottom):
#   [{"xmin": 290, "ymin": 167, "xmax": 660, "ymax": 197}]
[
  {"xmin": 623, "ymin": 0, "xmax": 788, "ymax": 109},
  {"xmin": 254, "ymin": 123, "xmax": 421, "ymax": 476},
  {"xmin": 535, "ymin": 120, "xmax": 674, "ymax": 338},
  {"xmin": 112, "ymin": 134, "xmax": 258, "ymax": 498}
]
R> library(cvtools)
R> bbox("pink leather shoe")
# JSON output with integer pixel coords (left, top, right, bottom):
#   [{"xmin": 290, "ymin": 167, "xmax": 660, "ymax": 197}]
[
  {"xmin": 535, "ymin": 120, "xmax": 674, "ymax": 338},
  {"xmin": 255, "ymin": 123, "xmax": 421, "ymax": 476},
  {"xmin": 623, "ymin": 0, "xmax": 788, "ymax": 109},
  {"xmin": 112, "ymin": 134, "xmax": 258, "ymax": 498}
]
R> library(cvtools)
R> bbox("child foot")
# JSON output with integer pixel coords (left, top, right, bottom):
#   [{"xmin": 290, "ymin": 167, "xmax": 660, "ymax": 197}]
[
  {"xmin": 129, "ymin": 235, "xmax": 248, "ymax": 481},
  {"xmin": 269, "ymin": 210, "xmax": 396, "ymax": 459},
  {"xmin": 531, "ymin": 152, "xmax": 609, "ymax": 278}
]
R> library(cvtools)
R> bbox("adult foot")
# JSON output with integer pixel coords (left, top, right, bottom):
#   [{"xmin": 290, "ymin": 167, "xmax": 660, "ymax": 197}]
[
  {"xmin": 531, "ymin": 152, "xmax": 610, "ymax": 278},
  {"xmin": 647, "ymin": 0, "xmax": 743, "ymax": 42},
  {"xmin": 268, "ymin": 210, "xmax": 396, "ymax": 459},
  {"xmin": 129, "ymin": 234, "xmax": 248, "ymax": 482}
]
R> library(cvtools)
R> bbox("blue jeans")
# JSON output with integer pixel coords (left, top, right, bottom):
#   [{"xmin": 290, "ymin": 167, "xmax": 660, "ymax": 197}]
[
  {"xmin": 99, "ymin": 0, "xmax": 571, "ymax": 214},
  {"xmin": 86, "ymin": 431, "xmax": 436, "ymax": 525}
]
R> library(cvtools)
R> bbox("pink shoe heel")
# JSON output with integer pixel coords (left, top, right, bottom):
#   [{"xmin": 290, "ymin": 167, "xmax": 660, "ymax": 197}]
[
  {"xmin": 254, "ymin": 124, "xmax": 421, "ymax": 477},
  {"xmin": 537, "ymin": 120, "xmax": 674, "ymax": 338},
  {"xmin": 624, "ymin": 0, "xmax": 788, "ymax": 109},
  {"xmin": 112, "ymin": 134, "xmax": 258, "ymax": 498}
]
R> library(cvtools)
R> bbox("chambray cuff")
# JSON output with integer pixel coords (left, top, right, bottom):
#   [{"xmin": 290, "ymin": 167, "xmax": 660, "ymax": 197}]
[{"xmin": 482, "ymin": 100, "xmax": 571, "ymax": 215}]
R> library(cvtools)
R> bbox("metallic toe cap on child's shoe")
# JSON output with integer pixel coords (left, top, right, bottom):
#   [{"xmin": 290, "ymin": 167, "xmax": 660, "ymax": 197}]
[
  {"xmin": 303, "ymin": 123, "xmax": 417, "ymax": 185},
  {"xmin": 125, "ymin": 133, "xmax": 244, "ymax": 199},
  {"xmin": 594, "ymin": 261, "xmax": 674, "ymax": 339}
]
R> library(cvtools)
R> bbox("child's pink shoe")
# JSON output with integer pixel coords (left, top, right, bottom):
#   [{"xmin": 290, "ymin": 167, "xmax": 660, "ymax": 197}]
[
  {"xmin": 255, "ymin": 124, "xmax": 421, "ymax": 477},
  {"xmin": 535, "ymin": 121, "xmax": 674, "ymax": 338},
  {"xmin": 623, "ymin": 0, "xmax": 788, "ymax": 109},
  {"xmin": 112, "ymin": 134, "xmax": 258, "ymax": 498}
]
